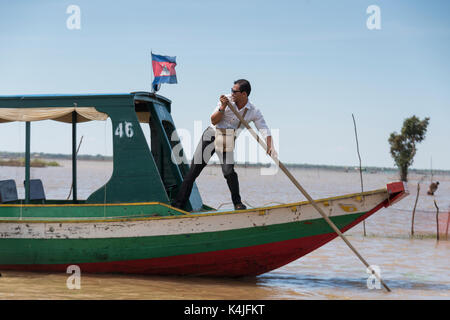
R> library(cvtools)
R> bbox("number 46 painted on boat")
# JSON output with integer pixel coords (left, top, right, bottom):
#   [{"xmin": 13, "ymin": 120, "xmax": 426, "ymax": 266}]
[{"xmin": 115, "ymin": 122, "xmax": 134, "ymax": 138}]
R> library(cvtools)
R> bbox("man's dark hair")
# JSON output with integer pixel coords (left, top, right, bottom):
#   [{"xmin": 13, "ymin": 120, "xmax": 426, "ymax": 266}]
[{"xmin": 234, "ymin": 79, "xmax": 251, "ymax": 96}]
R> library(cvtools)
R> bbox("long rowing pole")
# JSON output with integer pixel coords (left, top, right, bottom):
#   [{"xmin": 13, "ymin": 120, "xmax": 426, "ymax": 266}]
[{"xmin": 226, "ymin": 100, "xmax": 391, "ymax": 292}]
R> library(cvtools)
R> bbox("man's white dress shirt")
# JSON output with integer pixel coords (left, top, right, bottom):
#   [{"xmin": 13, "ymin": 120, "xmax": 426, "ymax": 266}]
[{"xmin": 212, "ymin": 94, "xmax": 271, "ymax": 139}]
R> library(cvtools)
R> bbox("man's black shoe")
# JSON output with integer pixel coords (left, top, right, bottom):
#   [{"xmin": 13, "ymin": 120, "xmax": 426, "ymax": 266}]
[{"xmin": 234, "ymin": 203, "xmax": 247, "ymax": 210}]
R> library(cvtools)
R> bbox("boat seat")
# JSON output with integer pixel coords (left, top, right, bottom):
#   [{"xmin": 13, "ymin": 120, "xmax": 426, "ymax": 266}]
[
  {"xmin": 0, "ymin": 179, "xmax": 18, "ymax": 203},
  {"xmin": 23, "ymin": 179, "xmax": 46, "ymax": 202}
]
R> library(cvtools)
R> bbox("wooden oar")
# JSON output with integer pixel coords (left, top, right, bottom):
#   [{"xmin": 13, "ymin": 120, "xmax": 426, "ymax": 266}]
[{"xmin": 226, "ymin": 100, "xmax": 391, "ymax": 292}]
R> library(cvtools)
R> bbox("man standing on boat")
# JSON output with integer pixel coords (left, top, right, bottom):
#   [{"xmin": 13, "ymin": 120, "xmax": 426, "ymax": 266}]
[{"xmin": 173, "ymin": 79, "xmax": 273, "ymax": 211}]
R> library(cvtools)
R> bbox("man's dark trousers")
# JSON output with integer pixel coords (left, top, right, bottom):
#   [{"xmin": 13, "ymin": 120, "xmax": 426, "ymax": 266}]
[{"xmin": 173, "ymin": 126, "xmax": 241, "ymax": 210}]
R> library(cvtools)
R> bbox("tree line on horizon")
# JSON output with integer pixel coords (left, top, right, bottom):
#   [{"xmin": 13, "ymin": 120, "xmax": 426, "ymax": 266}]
[{"xmin": 0, "ymin": 151, "xmax": 112, "ymax": 161}]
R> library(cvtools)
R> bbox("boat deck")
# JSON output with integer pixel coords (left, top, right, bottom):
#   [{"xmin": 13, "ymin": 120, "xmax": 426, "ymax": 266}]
[{"xmin": 0, "ymin": 187, "xmax": 392, "ymax": 223}]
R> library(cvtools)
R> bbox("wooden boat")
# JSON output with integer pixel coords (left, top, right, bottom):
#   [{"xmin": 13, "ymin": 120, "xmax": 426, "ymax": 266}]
[{"xmin": 0, "ymin": 92, "xmax": 408, "ymax": 276}]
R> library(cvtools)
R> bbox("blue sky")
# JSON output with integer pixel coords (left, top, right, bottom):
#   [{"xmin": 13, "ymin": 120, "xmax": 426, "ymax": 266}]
[{"xmin": 0, "ymin": 0, "xmax": 449, "ymax": 170}]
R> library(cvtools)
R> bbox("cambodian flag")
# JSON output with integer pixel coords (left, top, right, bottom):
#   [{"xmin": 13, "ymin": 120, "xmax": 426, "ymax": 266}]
[{"xmin": 151, "ymin": 53, "xmax": 177, "ymax": 86}]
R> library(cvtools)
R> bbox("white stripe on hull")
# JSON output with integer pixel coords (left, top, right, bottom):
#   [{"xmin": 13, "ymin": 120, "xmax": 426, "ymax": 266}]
[{"xmin": 0, "ymin": 192, "xmax": 387, "ymax": 240}]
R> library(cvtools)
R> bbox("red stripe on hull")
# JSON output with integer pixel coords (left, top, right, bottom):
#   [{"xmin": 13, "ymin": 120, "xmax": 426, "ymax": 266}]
[
  {"xmin": 0, "ymin": 233, "xmax": 334, "ymax": 276},
  {"xmin": 0, "ymin": 203, "xmax": 386, "ymax": 276}
]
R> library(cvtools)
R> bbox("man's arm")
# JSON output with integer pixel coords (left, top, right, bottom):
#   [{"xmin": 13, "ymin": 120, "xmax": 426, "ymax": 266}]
[
  {"xmin": 211, "ymin": 95, "xmax": 228, "ymax": 125},
  {"xmin": 252, "ymin": 109, "xmax": 274, "ymax": 155}
]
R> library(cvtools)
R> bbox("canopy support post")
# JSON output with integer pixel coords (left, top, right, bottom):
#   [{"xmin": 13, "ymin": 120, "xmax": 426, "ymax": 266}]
[
  {"xmin": 25, "ymin": 121, "xmax": 31, "ymax": 204},
  {"xmin": 72, "ymin": 111, "xmax": 77, "ymax": 203}
]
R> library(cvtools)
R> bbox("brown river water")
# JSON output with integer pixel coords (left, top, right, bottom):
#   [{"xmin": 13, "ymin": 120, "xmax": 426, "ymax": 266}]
[{"xmin": 0, "ymin": 160, "xmax": 449, "ymax": 300}]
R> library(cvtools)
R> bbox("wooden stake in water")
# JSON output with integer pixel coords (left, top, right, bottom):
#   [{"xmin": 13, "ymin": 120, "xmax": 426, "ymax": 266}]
[
  {"xmin": 352, "ymin": 114, "xmax": 366, "ymax": 237},
  {"xmin": 226, "ymin": 101, "xmax": 391, "ymax": 292},
  {"xmin": 445, "ymin": 209, "xmax": 450, "ymax": 241},
  {"xmin": 411, "ymin": 182, "xmax": 420, "ymax": 237},
  {"xmin": 434, "ymin": 200, "xmax": 440, "ymax": 241}
]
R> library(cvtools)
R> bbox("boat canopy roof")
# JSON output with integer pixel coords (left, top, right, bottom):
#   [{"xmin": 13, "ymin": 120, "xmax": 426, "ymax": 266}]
[
  {"xmin": 0, "ymin": 92, "xmax": 171, "ymax": 123},
  {"xmin": 0, "ymin": 107, "xmax": 108, "ymax": 123}
]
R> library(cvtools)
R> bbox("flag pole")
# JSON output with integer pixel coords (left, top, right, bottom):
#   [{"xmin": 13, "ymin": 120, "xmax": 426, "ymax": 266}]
[{"xmin": 150, "ymin": 50, "xmax": 154, "ymax": 93}]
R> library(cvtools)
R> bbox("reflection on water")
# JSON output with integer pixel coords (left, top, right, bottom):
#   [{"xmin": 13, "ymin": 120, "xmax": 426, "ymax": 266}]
[{"xmin": 0, "ymin": 161, "xmax": 449, "ymax": 299}]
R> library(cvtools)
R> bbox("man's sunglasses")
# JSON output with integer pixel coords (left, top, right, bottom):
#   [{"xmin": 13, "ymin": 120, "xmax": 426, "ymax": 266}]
[{"xmin": 231, "ymin": 89, "xmax": 242, "ymax": 94}]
